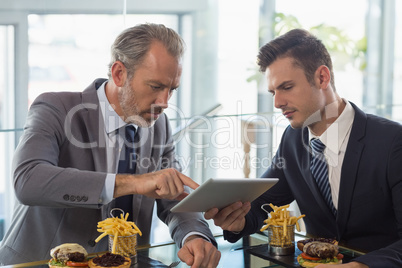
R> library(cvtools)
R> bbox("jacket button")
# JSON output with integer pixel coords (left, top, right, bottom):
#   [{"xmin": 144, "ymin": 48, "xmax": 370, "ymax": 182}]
[
  {"xmin": 63, "ymin": 194, "xmax": 70, "ymax": 201},
  {"xmin": 82, "ymin": 196, "xmax": 88, "ymax": 202},
  {"xmin": 70, "ymin": 195, "xmax": 76, "ymax": 201}
]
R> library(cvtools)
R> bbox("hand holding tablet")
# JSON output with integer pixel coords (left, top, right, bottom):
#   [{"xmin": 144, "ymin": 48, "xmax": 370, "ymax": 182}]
[{"xmin": 171, "ymin": 178, "xmax": 278, "ymax": 212}]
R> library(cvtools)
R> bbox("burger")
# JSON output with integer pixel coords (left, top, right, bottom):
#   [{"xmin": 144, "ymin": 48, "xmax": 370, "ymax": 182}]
[
  {"xmin": 49, "ymin": 243, "xmax": 89, "ymax": 268},
  {"xmin": 88, "ymin": 252, "xmax": 131, "ymax": 268},
  {"xmin": 297, "ymin": 241, "xmax": 344, "ymax": 267},
  {"xmin": 297, "ymin": 237, "xmax": 338, "ymax": 251}
]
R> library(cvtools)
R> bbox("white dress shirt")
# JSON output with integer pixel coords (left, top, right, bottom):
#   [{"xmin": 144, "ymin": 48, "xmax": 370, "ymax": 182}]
[
  {"xmin": 308, "ymin": 99, "xmax": 355, "ymax": 209},
  {"xmin": 97, "ymin": 81, "xmax": 137, "ymax": 204}
]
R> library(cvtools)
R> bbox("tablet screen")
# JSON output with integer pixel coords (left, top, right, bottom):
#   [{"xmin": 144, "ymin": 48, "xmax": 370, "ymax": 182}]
[{"xmin": 170, "ymin": 178, "xmax": 278, "ymax": 212}]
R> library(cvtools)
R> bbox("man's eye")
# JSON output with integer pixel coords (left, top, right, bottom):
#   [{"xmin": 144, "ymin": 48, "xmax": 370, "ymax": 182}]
[{"xmin": 151, "ymin": 85, "xmax": 161, "ymax": 90}]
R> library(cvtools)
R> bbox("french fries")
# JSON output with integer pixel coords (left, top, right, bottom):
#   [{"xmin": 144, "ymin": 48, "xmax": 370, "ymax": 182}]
[
  {"xmin": 260, "ymin": 203, "xmax": 305, "ymax": 247},
  {"xmin": 95, "ymin": 211, "xmax": 142, "ymax": 256}
]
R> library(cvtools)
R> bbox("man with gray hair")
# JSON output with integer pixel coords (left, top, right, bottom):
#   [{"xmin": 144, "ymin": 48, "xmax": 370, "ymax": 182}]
[{"xmin": 0, "ymin": 23, "xmax": 221, "ymax": 267}]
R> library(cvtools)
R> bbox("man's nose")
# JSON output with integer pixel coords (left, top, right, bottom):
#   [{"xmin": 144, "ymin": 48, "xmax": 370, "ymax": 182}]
[
  {"xmin": 274, "ymin": 92, "xmax": 286, "ymax": 109},
  {"xmin": 155, "ymin": 88, "xmax": 170, "ymax": 108}
]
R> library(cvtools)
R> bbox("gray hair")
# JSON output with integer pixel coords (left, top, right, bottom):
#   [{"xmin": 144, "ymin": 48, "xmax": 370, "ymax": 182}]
[{"xmin": 107, "ymin": 23, "xmax": 185, "ymax": 79}]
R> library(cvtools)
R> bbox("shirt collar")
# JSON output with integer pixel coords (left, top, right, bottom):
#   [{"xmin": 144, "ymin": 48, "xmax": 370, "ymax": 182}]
[
  {"xmin": 97, "ymin": 81, "xmax": 138, "ymax": 134},
  {"xmin": 308, "ymin": 99, "xmax": 355, "ymax": 154}
]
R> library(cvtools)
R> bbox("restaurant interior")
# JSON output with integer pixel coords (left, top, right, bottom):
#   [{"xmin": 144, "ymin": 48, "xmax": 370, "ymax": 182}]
[{"xmin": 0, "ymin": 0, "xmax": 401, "ymax": 267}]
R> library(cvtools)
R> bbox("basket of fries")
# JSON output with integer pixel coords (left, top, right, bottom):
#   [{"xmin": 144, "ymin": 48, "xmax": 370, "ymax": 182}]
[
  {"xmin": 108, "ymin": 233, "xmax": 137, "ymax": 258},
  {"xmin": 260, "ymin": 203, "xmax": 305, "ymax": 255},
  {"xmin": 267, "ymin": 224, "xmax": 295, "ymax": 254},
  {"xmin": 95, "ymin": 208, "xmax": 142, "ymax": 261}
]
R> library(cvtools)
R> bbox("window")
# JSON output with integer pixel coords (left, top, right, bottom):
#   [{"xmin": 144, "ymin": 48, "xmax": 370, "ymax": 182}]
[
  {"xmin": 0, "ymin": 25, "xmax": 15, "ymax": 240},
  {"xmin": 28, "ymin": 14, "xmax": 179, "ymax": 107},
  {"xmin": 394, "ymin": 0, "xmax": 402, "ymax": 122}
]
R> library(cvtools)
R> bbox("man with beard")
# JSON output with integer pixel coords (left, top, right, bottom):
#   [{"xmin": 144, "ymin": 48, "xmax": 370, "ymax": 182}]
[
  {"xmin": 0, "ymin": 23, "xmax": 220, "ymax": 268},
  {"xmin": 205, "ymin": 29, "xmax": 402, "ymax": 268}
]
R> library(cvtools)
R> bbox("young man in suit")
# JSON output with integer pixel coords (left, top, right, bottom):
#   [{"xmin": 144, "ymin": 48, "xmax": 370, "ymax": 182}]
[
  {"xmin": 205, "ymin": 29, "xmax": 402, "ymax": 267},
  {"xmin": 0, "ymin": 23, "xmax": 220, "ymax": 267}
]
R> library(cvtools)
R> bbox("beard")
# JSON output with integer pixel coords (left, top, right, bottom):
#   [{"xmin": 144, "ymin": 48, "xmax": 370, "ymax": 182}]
[{"xmin": 118, "ymin": 82, "xmax": 163, "ymax": 128}]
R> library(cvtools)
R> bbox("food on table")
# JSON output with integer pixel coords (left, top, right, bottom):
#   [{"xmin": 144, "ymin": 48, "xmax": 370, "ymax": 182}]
[
  {"xmin": 260, "ymin": 203, "xmax": 305, "ymax": 247},
  {"xmin": 297, "ymin": 241, "xmax": 344, "ymax": 267},
  {"xmin": 95, "ymin": 211, "xmax": 142, "ymax": 255},
  {"xmin": 297, "ymin": 237, "xmax": 338, "ymax": 251},
  {"xmin": 88, "ymin": 252, "xmax": 131, "ymax": 268},
  {"xmin": 48, "ymin": 243, "xmax": 89, "ymax": 268}
]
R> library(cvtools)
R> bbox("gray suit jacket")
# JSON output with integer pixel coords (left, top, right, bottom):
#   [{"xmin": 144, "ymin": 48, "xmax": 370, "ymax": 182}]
[{"xmin": 0, "ymin": 79, "xmax": 215, "ymax": 265}]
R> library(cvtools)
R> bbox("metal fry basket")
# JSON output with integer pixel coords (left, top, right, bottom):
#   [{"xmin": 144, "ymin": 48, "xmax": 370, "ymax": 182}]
[
  {"xmin": 267, "ymin": 224, "xmax": 295, "ymax": 255},
  {"xmin": 107, "ymin": 208, "xmax": 138, "ymax": 263},
  {"xmin": 108, "ymin": 233, "xmax": 137, "ymax": 257}
]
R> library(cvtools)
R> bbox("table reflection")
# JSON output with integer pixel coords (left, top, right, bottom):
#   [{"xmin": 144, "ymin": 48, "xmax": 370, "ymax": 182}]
[{"xmin": 147, "ymin": 233, "xmax": 279, "ymax": 268}]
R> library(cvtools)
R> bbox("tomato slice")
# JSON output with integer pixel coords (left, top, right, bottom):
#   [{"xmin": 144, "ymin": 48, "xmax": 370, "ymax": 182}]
[
  {"xmin": 337, "ymin": 253, "xmax": 344, "ymax": 260},
  {"xmin": 301, "ymin": 252, "xmax": 321, "ymax": 261},
  {"xmin": 66, "ymin": 261, "xmax": 89, "ymax": 267}
]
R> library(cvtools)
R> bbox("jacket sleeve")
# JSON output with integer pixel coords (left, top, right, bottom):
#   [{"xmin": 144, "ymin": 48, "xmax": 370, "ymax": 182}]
[{"xmin": 12, "ymin": 92, "xmax": 107, "ymax": 209}]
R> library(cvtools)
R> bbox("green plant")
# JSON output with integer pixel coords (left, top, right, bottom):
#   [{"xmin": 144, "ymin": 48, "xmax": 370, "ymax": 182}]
[{"xmin": 247, "ymin": 12, "xmax": 367, "ymax": 85}]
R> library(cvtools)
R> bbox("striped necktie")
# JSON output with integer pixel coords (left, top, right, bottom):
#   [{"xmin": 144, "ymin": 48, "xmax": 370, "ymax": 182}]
[
  {"xmin": 310, "ymin": 138, "xmax": 337, "ymax": 216},
  {"xmin": 115, "ymin": 125, "xmax": 136, "ymax": 221}
]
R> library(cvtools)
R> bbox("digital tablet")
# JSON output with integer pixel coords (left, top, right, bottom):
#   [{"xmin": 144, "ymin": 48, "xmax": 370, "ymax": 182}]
[{"xmin": 170, "ymin": 178, "xmax": 278, "ymax": 212}]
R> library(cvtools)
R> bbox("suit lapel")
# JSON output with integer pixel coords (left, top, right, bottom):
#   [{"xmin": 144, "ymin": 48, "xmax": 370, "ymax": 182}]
[
  {"xmin": 81, "ymin": 79, "xmax": 108, "ymax": 172},
  {"xmin": 337, "ymin": 103, "xmax": 366, "ymax": 237}
]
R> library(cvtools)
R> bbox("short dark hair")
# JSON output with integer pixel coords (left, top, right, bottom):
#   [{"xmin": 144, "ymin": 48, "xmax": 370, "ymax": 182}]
[
  {"xmin": 108, "ymin": 23, "xmax": 185, "ymax": 79},
  {"xmin": 257, "ymin": 29, "xmax": 335, "ymax": 90}
]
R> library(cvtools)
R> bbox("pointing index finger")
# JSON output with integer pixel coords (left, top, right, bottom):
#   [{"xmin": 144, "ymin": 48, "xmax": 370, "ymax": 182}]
[{"xmin": 175, "ymin": 169, "xmax": 199, "ymax": 190}]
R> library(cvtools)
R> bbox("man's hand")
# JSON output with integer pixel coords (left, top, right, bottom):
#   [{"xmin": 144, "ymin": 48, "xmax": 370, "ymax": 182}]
[
  {"xmin": 114, "ymin": 168, "xmax": 199, "ymax": 200},
  {"xmin": 204, "ymin": 201, "xmax": 251, "ymax": 232},
  {"xmin": 178, "ymin": 236, "xmax": 221, "ymax": 268},
  {"xmin": 315, "ymin": 262, "xmax": 368, "ymax": 268}
]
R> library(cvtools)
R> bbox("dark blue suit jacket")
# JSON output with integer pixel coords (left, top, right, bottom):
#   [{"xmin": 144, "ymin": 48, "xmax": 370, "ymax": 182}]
[{"xmin": 225, "ymin": 103, "xmax": 402, "ymax": 267}]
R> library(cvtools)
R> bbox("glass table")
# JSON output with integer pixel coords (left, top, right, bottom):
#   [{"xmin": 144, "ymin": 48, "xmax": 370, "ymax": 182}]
[{"xmin": 3, "ymin": 232, "xmax": 364, "ymax": 268}]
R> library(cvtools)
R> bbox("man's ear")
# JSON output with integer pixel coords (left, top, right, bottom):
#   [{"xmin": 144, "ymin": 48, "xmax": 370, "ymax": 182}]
[
  {"xmin": 110, "ymin": 61, "xmax": 127, "ymax": 87},
  {"xmin": 315, "ymin": 65, "xmax": 331, "ymax": 90}
]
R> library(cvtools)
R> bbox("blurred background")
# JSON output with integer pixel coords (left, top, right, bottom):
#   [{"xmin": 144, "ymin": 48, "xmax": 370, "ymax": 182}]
[{"xmin": 0, "ymin": 0, "xmax": 401, "ymax": 261}]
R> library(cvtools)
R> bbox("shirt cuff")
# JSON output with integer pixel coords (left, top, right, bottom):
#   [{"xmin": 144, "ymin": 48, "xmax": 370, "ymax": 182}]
[
  {"xmin": 99, "ymin": 173, "xmax": 116, "ymax": 204},
  {"xmin": 181, "ymin": 232, "xmax": 212, "ymax": 248}
]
